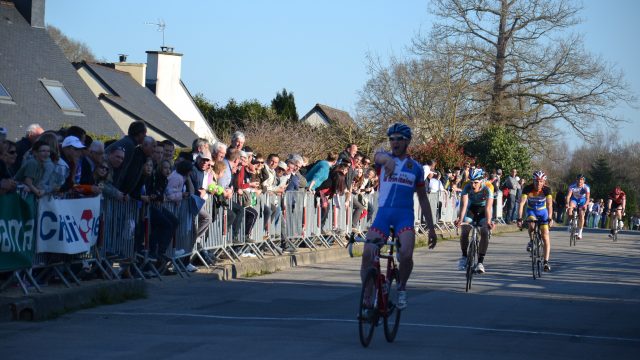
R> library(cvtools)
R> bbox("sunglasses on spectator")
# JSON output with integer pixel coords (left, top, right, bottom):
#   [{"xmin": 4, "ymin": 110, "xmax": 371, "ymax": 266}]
[
  {"xmin": 7, "ymin": 150, "xmax": 16, "ymax": 155},
  {"xmin": 99, "ymin": 166, "xmax": 109, "ymax": 170},
  {"xmin": 388, "ymin": 136, "xmax": 408, "ymax": 141}
]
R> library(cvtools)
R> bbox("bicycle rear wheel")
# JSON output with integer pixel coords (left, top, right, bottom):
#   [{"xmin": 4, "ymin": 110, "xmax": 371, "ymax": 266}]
[
  {"xmin": 383, "ymin": 268, "xmax": 401, "ymax": 342},
  {"xmin": 358, "ymin": 268, "xmax": 378, "ymax": 347},
  {"xmin": 530, "ymin": 233, "xmax": 537, "ymax": 280},
  {"xmin": 535, "ymin": 232, "xmax": 543, "ymax": 278}
]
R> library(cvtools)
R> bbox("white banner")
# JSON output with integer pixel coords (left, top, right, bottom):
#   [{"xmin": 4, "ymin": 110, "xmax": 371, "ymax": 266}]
[{"xmin": 37, "ymin": 196, "xmax": 101, "ymax": 254}]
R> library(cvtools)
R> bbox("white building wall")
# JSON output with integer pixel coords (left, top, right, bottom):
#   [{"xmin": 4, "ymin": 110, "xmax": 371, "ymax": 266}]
[
  {"xmin": 303, "ymin": 112, "xmax": 329, "ymax": 127},
  {"xmin": 147, "ymin": 51, "xmax": 216, "ymax": 142}
]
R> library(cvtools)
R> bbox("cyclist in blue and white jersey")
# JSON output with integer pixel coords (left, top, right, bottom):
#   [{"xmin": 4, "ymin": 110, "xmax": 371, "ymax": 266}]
[
  {"xmin": 454, "ymin": 168, "xmax": 494, "ymax": 273},
  {"xmin": 360, "ymin": 123, "xmax": 437, "ymax": 311},
  {"xmin": 565, "ymin": 174, "xmax": 590, "ymax": 239}
]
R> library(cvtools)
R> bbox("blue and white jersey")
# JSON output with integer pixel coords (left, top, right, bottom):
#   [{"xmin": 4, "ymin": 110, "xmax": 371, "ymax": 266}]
[
  {"xmin": 568, "ymin": 182, "xmax": 590, "ymax": 200},
  {"xmin": 377, "ymin": 154, "xmax": 425, "ymax": 209}
]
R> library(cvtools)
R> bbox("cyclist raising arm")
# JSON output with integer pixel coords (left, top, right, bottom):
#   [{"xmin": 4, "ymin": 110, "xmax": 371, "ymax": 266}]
[
  {"xmin": 454, "ymin": 168, "xmax": 494, "ymax": 274},
  {"xmin": 517, "ymin": 171, "xmax": 554, "ymax": 272},
  {"xmin": 565, "ymin": 174, "xmax": 590, "ymax": 239},
  {"xmin": 360, "ymin": 122, "xmax": 437, "ymax": 311},
  {"xmin": 607, "ymin": 186, "xmax": 626, "ymax": 238}
]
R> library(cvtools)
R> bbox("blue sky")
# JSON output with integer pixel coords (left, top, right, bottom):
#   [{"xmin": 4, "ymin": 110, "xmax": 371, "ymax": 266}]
[{"xmin": 45, "ymin": 0, "xmax": 639, "ymax": 147}]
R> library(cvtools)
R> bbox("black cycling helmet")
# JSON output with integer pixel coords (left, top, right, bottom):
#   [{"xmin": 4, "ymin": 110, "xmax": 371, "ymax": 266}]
[{"xmin": 387, "ymin": 122, "xmax": 412, "ymax": 139}]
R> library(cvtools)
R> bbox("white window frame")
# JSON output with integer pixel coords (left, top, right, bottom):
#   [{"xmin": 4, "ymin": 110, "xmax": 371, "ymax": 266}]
[{"xmin": 40, "ymin": 79, "xmax": 83, "ymax": 115}]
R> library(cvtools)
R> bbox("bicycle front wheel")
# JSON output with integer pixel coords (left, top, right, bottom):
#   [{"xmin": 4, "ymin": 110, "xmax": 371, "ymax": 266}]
[
  {"xmin": 358, "ymin": 268, "xmax": 378, "ymax": 347},
  {"xmin": 466, "ymin": 236, "xmax": 477, "ymax": 292},
  {"xmin": 383, "ymin": 269, "xmax": 401, "ymax": 342},
  {"xmin": 531, "ymin": 233, "xmax": 537, "ymax": 280},
  {"xmin": 535, "ymin": 233, "xmax": 543, "ymax": 279}
]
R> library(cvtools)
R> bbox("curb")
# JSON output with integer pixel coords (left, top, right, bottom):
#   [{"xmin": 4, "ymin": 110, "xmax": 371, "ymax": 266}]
[
  {"xmin": 0, "ymin": 279, "xmax": 146, "ymax": 322},
  {"xmin": 208, "ymin": 224, "xmax": 522, "ymax": 280}
]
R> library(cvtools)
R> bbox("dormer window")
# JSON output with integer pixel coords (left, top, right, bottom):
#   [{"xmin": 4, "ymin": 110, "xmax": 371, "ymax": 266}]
[
  {"xmin": 40, "ymin": 79, "xmax": 83, "ymax": 115},
  {"xmin": 0, "ymin": 81, "xmax": 14, "ymax": 104}
]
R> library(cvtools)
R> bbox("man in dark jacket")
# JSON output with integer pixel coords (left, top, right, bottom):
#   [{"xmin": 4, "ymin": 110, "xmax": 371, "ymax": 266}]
[
  {"xmin": 13, "ymin": 123, "xmax": 43, "ymax": 173},
  {"xmin": 106, "ymin": 121, "xmax": 147, "ymax": 175}
]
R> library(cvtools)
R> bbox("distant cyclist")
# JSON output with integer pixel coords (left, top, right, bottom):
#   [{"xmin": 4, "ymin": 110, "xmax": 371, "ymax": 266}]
[
  {"xmin": 517, "ymin": 171, "xmax": 553, "ymax": 272},
  {"xmin": 566, "ymin": 174, "xmax": 590, "ymax": 239},
  {"xmin": 454, "ymin": 168, "xmax": 494, "ymax": 274},
  {"xmin": 360, "ymin": 122, "xmax": 437, "ymax": 311},
  {"xmin": 606, "ymin": 186, "xmax": 626, "ymax": 238}
]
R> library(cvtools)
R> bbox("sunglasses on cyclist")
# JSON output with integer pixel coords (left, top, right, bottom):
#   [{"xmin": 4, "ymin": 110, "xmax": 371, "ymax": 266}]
[{"xmin": 388, "ymin": 136, "xmax": 408, "ymax": 142}]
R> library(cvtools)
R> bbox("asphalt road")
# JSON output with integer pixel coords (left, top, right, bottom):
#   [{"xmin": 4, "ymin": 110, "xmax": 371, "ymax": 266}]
[{"xmin": 1, "ymin": 228, "xmax": 639, "ymax": 359}]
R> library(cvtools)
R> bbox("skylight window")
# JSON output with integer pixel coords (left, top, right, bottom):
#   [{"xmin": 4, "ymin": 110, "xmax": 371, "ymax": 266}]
[
  {"xmin": 40, "ymin": 79, "xmax": 82, "ymax": 113},
  {"xmin": 0, "ymin": 81, "xmax": 13, "ymax": 103}
]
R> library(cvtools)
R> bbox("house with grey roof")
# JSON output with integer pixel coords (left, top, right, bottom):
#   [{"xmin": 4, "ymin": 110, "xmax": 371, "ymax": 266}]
[
  {"xmin": 0, "ymin": 0, "xmax": 122, "ymax": 141},
  {"xmin": 75, "ymin": 61, "xmax": 197, "ymax": 147},
  {"xmin": 300, "ymin": 104, "xmax": 357, "ymax": 129}
]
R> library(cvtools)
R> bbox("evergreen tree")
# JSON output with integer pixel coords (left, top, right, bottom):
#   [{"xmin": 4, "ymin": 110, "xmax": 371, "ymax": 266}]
[
  {"xmin": 588, "ymin": 157, "xmax": 614, "ymax": 201},
  {"xmin": 271, "ymin": 88, "xmax": 299, "ymax": 122},
  {"xmin": 464, "ymin": 126, "xmax": 531, "ymax": 176}
]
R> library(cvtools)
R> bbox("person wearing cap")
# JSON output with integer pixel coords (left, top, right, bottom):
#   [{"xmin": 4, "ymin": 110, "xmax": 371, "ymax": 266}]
[
  {"xmin": 275, "ymin": 160, "xmax": 289, "ymax": 190},
  {"xmin": 59, "ymin": 135, "xmax": 86, "ymax": 192}
]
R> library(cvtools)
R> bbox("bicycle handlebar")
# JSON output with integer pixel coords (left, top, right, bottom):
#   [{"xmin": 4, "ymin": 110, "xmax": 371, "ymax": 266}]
[{"xmin": 347, "ymin": 233, "xmax": 399, "ymax": 258}]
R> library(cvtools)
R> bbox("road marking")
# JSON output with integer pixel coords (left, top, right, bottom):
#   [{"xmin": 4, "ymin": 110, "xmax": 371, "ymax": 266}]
[{"xmin": 84, "ymin": 311, "xmax": 640, "ymax": 343}]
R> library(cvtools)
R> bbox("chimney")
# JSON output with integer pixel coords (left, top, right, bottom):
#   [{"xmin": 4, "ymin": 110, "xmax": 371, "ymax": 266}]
[
  {"xmin": 145, "ymin": 47, "xmax": 183, "ymax": 97},
  {"xmin": 14, "ymin": 0, "xmax": 45, "ymax": 28},
  {"xmin": 113, "ymin": 54, "xmax": 146, "ymax": 87}
]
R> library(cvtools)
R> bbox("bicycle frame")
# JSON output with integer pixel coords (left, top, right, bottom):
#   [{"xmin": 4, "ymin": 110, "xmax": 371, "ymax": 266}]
[{"xmin": 527, "ymin": 220, "xmax": 544, "ymax": 279}]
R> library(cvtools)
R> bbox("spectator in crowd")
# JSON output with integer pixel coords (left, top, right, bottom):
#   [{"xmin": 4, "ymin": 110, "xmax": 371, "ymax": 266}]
[
  {"xmin": 220, "ymin": 148, "xmax": 245, "ymax": 243},
  {"xmin": 230, "ymin": 131, "xmax": 245, "ymax": 150},
  {"xmin": 191, "ymin": 138, "xmax": 209, "ymax": 160},
  {"xmin": 351, "ymin": 167, "xmax": 368, "ymax": 228},
  {"xmin": 165, "ymin": 160, "xmax": 194, "ymax": 202},
  {"xmin": 189, "ymin": 151, "xmax": 213, "ymax": 247},
  {"xmin": 631, "ymin": 214, "xmax": 640, "ymax": 230},
  {"xmin": 429, "ymin": 171, "xmax": 445, "ymax": 193},
  {"xmin": 85, "ymin": 141, "xmax": 104, "ymax": 173},
  {"xmin": 1, "ymin": 140, "xmax": 17, "ymax": 178},
  {"xmin": 586, "ymin": 198, "xmax": 595, "ymax": 228},
  {"xmin": 591, "ymin": 198, "xmax": 604, "ymax": 228},
  {"xmin": 118, "ymin": 136, "xmax": 156, "ymax": 195},
  {"xmin": 106, "ymin": 120, "xmax": 147, "ymax": 173},
  {"xmin": 13, "ymin": 123, "xmax": 44, "ymax": 173},
  {"xmin": 511, "ymin": 177, "xmax": 525, "ymax": 223},
  {"xmin": 234, "ymin": 151, "xmax": 259, "ymax": 243},
  {"xmin": 460, "ymin": 162, "xmax": 471, "ymax": 184},
  {"xmin": 0, "ymin": 141, "xmax": 17, "ymax": 194},
  {"xmin": 261, "ymin": 153, "xmax": 283, "ymax": 229},
  {"xmin": 104, "ymin": 146, "xmax": 127, "ymax": 200},
  {"xmin": 161, "ymin": 140, "xmax": 175, "ymax": 164},
  {"xmin": 305, "ymin": 151, "xmax": 338, "ymax": 192},
  {"xmin": 212, "ymin": 141, "xmax": 227, "ymax": 162},
  {"xmin": 285, "ymin": 154, "xmax": 306, "ymax": 192},
  {"xmin": 64, "ymin": 126, "xmax": 87, "ymax": 145},
  {"xmin": 59, "ymin": 136, "xmax": 86, "ymax": 192},
  {"xmin": 92, "ymin": 160, "xmax": 111, "ymax": 191},
  {"xmin": 423, "ymin": 159, "xmax": 436, "ymax": 181},
  {"xmin": 35, "ymin": 132, "xmax": 66, "ymax": 194},
  {"xmin": 338, "ymin": 143, "xmax": 358, "ymax": 189},
  {"xmin": 316, "ymin": 163, "xmax": 349, "ymax": 233},
  {"xmin": 14, "ymin": 140, "xmax": 50, "ymax": 197},
  {"xmin": 503, "ymin": 168, "xmax": 518, "ymax": 223},
  {"xmin": 152, "ymin": 142, "xmax": 164, "ymax": 167}
]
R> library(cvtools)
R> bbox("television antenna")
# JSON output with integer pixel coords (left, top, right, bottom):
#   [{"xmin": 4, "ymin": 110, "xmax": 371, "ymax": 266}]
[{"xmin": 145, "ymin": 19, "xmax": 167, "ymax": 47}]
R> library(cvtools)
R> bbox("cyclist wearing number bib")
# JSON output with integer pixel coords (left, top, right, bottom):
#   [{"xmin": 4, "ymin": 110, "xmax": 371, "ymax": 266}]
[
  {"xmin": 565, "ymin": 174, "xmax": 590, "ymax": 239},
  {"xmin": 517, "ymin": 171, "xmax": 553, "ymax": 272},
  {"xmin": 454, "ymin": 168, "xmax": 494, "ymax": 274},
  {"xmin": 360, "ymin": 122, "xmax": 437, "ymax": 311}
]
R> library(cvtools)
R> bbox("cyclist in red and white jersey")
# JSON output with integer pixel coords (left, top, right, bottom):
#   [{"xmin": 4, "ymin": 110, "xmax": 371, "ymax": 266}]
[{"xmin": 360, "ymin": 122, "xmax": 437, "ymax": 311}]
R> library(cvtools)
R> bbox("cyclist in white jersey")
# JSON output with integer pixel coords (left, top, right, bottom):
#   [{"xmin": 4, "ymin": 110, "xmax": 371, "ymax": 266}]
[
  {"xmin": 565, "ymin": 174, "xmax": 590, "ymax": 239},
  {"xmin": 360, "ymin": 123, "xmax": 437, "ymax": 311}
]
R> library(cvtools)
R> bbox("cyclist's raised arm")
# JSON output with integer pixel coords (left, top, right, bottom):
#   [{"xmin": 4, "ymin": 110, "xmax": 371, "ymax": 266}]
[{"xmin": 374, "ymin": 151, "xmax": 394, "ymax": 179}]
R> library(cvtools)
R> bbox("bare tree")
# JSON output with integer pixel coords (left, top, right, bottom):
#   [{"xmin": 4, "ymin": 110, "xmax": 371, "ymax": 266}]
[
  {"xmin": 357, "ymin": 47, "xmax": 481, "ymax": 144},
  {"xmin": 47, "ymin": 25, "xmax": 97, "ymax": 62},
  {"xmin": 415, "ymin": 0, "xmax": 635, "ymax": 140}
]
